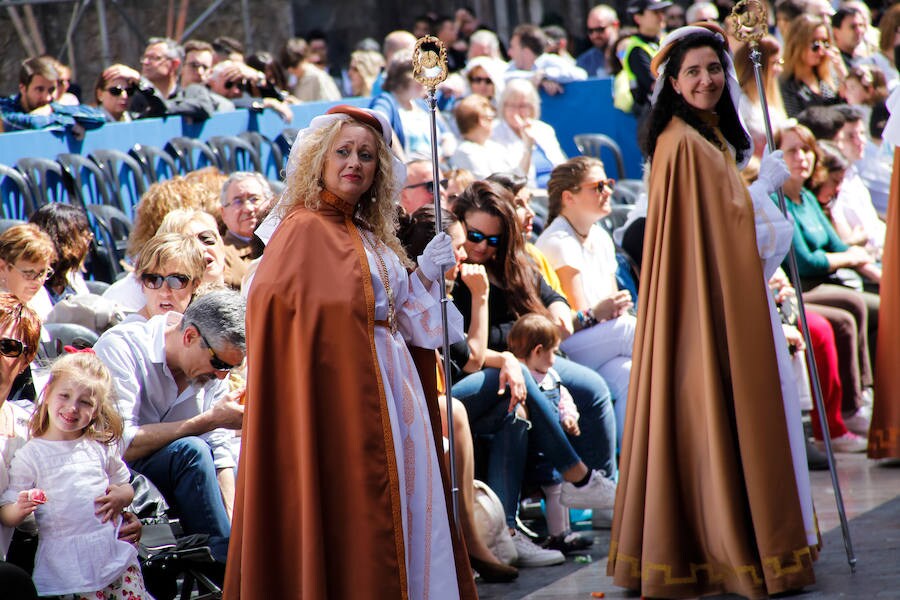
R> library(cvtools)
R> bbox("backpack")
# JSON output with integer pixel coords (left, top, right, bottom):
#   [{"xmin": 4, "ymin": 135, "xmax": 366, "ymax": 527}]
[{"xmin": 472, "ymin": 479, "xmax": 517, "ymax": 565}]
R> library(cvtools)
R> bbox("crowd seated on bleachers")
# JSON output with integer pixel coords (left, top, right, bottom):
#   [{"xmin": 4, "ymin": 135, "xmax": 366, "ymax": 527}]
[{"xmin": 0, "ymin": 1, "xmax": 898, "ymax": 594}]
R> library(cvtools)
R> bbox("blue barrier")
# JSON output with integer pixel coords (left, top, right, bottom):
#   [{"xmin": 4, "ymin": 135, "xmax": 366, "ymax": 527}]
[{"xmin": 0, "ymin": 81, "xmax": 641, "ymax": 178}]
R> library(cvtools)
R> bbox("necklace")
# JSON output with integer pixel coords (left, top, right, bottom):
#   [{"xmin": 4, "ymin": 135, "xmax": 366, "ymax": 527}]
[
  {"xmin": 561, "ymin": 215, "xmax": 591, "ymax": 242},
  {"xmin": 361, "ymin": 230, "xmax": 397, "ymax": 335}
]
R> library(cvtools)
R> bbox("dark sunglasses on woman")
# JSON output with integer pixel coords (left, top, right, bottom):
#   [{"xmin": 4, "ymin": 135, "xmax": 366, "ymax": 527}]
[
  {"xmin": 106, "ymin": 85, "xmax": 137, "ymax": 97},
  {"xmin": 467, "ymin": 229, "xmax": 502, "ymax": 248},
  {"xmin": 0, "ymin": 338, "xmax": 27, "ymax": 358},
  {"xmin": 140, "ymin": 273, "xmax": 192, "ymax": 290},
  {"xmin": 468, "ymin": 76, "xmax": 493, "ymax": 85}
]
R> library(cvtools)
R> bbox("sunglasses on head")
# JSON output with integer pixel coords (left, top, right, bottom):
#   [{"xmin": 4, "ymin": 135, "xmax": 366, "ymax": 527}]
[
  {"xmin": 810, "ymin": 40, "xmax": 831, "ymax": 52},
  {"xmin": 106, "ymin": 85, "xmax": 136, "ymax": 97},
  {"xmin": 469, "ymin": 76, "xmax": 493, "ymax": 85},
  {"xmin": 405, "ymin": 179, "xmax": 449, "ymax": 194},
  {"xmin": 466, "ymin": 229, "xmax": 502, "ymax": 247},
  {"xmin": 196, "ymin": 230, "xmax": 219, "ymax": 246},
  {"xmin": 0, "ymin": 338, "xmax": 27, "ymax": 358},
  {"xmin": 140, "ymin": 273, "xmax": 192, "ymax": 290},
  {"xmin": 195, "ymin": 325, "xmax": 238, "ymax": 371}
]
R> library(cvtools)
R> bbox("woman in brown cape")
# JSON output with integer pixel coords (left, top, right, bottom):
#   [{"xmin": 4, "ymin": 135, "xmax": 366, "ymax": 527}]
[
  {"xmin": 607, "ymin": 24, "xmax": 817, "ymax": 598},
  {"xmin": 224, "ymin": 105, "xmax": 477, "ymax": 599}
]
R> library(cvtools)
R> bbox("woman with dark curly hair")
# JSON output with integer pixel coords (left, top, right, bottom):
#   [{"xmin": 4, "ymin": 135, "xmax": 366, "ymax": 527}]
[
  {"xmin": 28, "ymin": 203, "xmax": 93, "ymax": 304},
  {"xmin": 608, "ymin": 24, "xmax": 817, "ymax": 598}
]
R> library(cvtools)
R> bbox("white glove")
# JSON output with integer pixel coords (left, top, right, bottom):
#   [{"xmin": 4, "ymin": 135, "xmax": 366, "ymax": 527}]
[
  {"xmin": 755, "ymin": 147, "xmax": 790, "ymax": 195},
  {"xmin": 417, "ymin": 231, "xmax": 456, "ymax": 283}
]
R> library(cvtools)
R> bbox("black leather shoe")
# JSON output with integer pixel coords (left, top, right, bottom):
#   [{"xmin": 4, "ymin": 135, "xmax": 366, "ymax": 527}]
[
  {"xmin": 469, "ymin": 555, "xmax": 519, "ymax": 583},
  {"xmin": 806, "ymin": 439, "xmax": 829, "ymax": 471}
]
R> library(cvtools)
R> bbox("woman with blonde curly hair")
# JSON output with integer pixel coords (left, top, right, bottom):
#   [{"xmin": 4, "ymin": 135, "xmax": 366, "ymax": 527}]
[
  {"xmin": 125, "ymin": 178, "xmax": 201, "ymax": 259},
  {"xmin": 226, "ymin": 105, "xmax": 475, "ymax": 599}
]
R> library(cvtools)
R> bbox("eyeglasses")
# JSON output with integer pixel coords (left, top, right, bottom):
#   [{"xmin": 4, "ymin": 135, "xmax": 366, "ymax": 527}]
[
  {"xmin": 469, "ymin": 76, "xmax": 493, "ymax": 85},
  {"xmin": 140, "ymin": 273, "xmax": 192, "ymax": 290},
  {"xmin": 404, "ymin": 179, "xmax": 448, "ymax": 194},
  {"xmin": 106, "ymin": 85, "xmax": 136, "ymax": 97},
  {"xmin": 196, "ymin": 230, "xmax": 219, "ymax": 246},
  {"xmin": 588, "ymin": 25, "xmax": 613, "ymax": 35},
  {"xmin": 141, "ymin": 54, "xmax": 168, "ymax": 64},
  {"xmin": 195, "ymin": 325, "xmax": 238, "ymax": 371},
  {"xmin": 810, "ymin": 40, "xmax": 831, "ymax": 52},
  {"xmin": 466, "ymin": 229, "xmax": 502, "ymax": 247},
  {"xmin": 581, "ymin": 178, "xmax": 616, "ymax": 193},
  {"xmin": 10, "ymin": 264, "xmax": 53, "ymax": 281},
  {"xmin": 186, "ymin": 61, "xmax": 211, "ymax": 71},
  {"xmin": 224, "ymin": 195, "xmax": 265, "ymax": 209},
  {"xmin": 0, "ymin": 338, "xmax": 27, "ymax": 358},
  {"xmin": 224, "ymin": 79, "xmax": 247, "ymax": 90}
]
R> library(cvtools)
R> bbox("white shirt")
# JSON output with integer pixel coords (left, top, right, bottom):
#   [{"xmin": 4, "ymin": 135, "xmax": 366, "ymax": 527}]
[
  {"xmin": 490, "ymin": 118, "xmax": 567, "ymax": 188},
  {"xmin": 0, "ymin": 401, "xmax": 32, "ymax": 559},
  {"xmin": 504, "ymin": 54, "xmax": 588, "ymax": 84},
  {"xmin": 93, "ymin": 312, "xmax": 235, "ymax": 469},
  {"xmin": 536, "ymin": 216, "xmax": 617, "ymax": 306},
  {"xmin": 450, "ymin": 139, "xmax": 520, "ymax": 179},
  {"xmin": 832, "ymin": 165, "xmax": 886, "ymax": 252},
  {"xmin": 102, "ymin": 272, "xmax": 146, "ymax": 311}
]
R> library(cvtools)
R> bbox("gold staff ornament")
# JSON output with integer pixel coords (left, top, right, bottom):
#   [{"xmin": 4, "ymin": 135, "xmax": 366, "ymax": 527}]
[
  {"xmin": 729, "ymin": 0, "xmax": 767, "ymax": 45},
  {"xmin": 413, "ymin": 35, "xmax": 449, "ymax": 89}
]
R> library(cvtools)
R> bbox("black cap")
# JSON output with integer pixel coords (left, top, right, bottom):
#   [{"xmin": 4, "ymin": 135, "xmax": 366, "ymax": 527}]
[{"xmin": 627, "ymin": 0, "xmax": 673, "ymax": 14}]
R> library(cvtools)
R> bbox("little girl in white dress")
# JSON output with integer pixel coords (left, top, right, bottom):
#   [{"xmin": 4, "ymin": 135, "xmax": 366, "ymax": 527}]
[{"xmin": 0, "ymin": 351, "xmax": 149, "ymax": 599}]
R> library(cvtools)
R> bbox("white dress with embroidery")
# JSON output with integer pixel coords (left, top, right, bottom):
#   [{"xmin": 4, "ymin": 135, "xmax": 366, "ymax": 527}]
[
  {"xmin": 749, "ymin": 185, "xmax": 818, "ymax": 546},
  {"xmin": 359, "ymin": 228, "xmax": 465, "ymax": 600},
  {"xmin": 0, "ymin": 436, "xmax": 137, "ymax": 596}
]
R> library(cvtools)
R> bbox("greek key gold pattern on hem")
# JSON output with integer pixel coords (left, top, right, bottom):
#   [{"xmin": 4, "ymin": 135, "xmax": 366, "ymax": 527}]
[
  {"xmin": 609, "ymin": 541, "xmax": 815, "ymax": 587},
  {"xmin": 867, "ymin": 426, "xmax": 900, "ymax": 457}
]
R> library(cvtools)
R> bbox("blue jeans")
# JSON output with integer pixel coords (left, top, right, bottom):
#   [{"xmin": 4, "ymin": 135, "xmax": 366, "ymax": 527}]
[
  {"xmin": 452, "ymin": 359, "xmax": 617, "ymax": 526},
  {"xmin": 130, "ymin": 436, "xmax": 231, "ymax": 562}
]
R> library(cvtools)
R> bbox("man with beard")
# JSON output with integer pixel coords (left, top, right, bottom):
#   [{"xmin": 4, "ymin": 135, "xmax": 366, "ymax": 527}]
[
  {"xmin": 94, "ymin": 290, "xmax": 246, "ymax": 568},
  {"xmin": 219, "ymin": 172, "xmax": 273, "ymax": 289}
]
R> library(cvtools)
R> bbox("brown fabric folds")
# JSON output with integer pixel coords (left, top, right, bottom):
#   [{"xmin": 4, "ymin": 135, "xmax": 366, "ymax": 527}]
[
  {"xmin": 224, "ymin": 195, "xmax": 476, "ymax": 599},
  {"xmin": 870, "ymin": 148, "xmax": 900, "ymax": 458},
  {"xmin": 607, "ymin": 117, "xmax": 816, "ymax": 599}
]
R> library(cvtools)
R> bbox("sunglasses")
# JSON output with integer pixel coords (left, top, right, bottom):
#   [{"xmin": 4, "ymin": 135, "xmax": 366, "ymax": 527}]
[
  {"xmin": 588, "ymin": 25, "xmax": 612, "ymax": 34},
  {"xmin": 582, "ymin": 178, "xmax": 616, "ymax": 193},
  {"xmin": 0, "ymin": 338, "xmax": 27, "ymax": 358},
  {"xmin": 224, "ymin": 79, "xmax": 247, "ymax": 90},
  {"xmin": 405, "ymin": 179, "xmax": 448, "ymax": 194},
  {"xmin": 469, "ymin": 76, "xmax": 493, "ymax": 85},
  {"xmin": 810, "ymin": 40, "xmax": 831, "ymax": 52},
  {"xmin": 106, "ymin": 85, "xmax": 136, "ymax": 97},
  {"xmin": 466, "ymin": 229, "xmax": 502, "ymax": 248},
  {"xmin": 195, "ymin": 325, "xmax": 238, "ymax": 371},
  {"xmin": 140, "ymin": 273, "xmax": 192, "ymax": 290},
  {"xmin": 11, "ymin": 264, "xmax": 53, "ymax": 281},
  {"xmin": 196, "ymin": 230, "xmax": 219, "ymax": 246}
]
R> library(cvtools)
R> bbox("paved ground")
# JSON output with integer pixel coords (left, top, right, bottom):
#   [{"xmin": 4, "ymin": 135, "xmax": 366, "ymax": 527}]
[{"xmin": 476, "ymin": 453, "xmax": 900, "ymax": 599}]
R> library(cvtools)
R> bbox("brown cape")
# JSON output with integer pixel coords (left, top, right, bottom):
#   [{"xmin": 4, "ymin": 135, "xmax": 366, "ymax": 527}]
[
  {"xmin": 870, "ymin": 148, "xmax": 900, "ymax": 458},
  {"xmin": 607, "ymin": 117, "xmax": 816, "ymax": 599},
  {"xmin": 224, "ymin": 193, "xmax": 477, "ymax": 599}
]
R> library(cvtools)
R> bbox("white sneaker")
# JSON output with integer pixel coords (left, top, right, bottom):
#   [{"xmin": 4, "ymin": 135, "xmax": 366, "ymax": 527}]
[
  {"xmin": 817, "ymin": 432, "xmax": 868, "ymax": 453},
  {"xmin": 510, "ymin": 531, "xmax": 565, "ymax": 567},
  {"xmin": 560, "ymin": 470, "xmax": 617, "ymax": 510},
  {"xmin": 843, "ymin": 407, "xmax": 871, "ymax": 436}
]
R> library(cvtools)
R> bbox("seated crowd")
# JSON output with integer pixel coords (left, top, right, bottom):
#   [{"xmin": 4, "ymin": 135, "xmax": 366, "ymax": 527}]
[{"xmin": 0, "ymin": 0, "xmax": 897, "ymax": 594}]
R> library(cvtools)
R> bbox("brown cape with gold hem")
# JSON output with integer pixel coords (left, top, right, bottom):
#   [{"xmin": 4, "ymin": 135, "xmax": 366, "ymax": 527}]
[
  {"xmin": 870, "ymin": 148, "xmax": 900, "ymax": 458},
  {"xmin": 607, "ymin": 117, "xmax": 817, "ymax": 599},
  {"xmin": 223, "ymin": 192, "xmax": 478, "ymax": 599}
]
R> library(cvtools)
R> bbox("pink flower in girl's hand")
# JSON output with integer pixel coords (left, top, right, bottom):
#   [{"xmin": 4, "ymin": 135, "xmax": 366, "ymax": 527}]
[{"xmin": 26, "ymin": 489, "xmax": 47, "ymax": 504}]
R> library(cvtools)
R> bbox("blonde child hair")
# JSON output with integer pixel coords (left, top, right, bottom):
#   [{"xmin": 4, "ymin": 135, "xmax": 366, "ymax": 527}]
[
  {"xmin": 30, "ymin": 352, "xmax": 123, "ymax": 446},
  {"xmin": 507, "ymin": 313, "xmax": 561, "ymax": 359}
]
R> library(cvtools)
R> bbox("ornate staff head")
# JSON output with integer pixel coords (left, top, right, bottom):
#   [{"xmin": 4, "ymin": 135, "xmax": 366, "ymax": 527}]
[
  {"xmin": 730, "ymin": 0, "xmax": 768, "ymax": 46},
  {"xmin": 412, "ymin": 35, "xmax": 448, "ymax": 92}
]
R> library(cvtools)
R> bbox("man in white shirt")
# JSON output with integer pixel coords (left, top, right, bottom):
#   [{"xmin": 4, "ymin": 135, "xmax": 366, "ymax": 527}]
[
  {"xmin": 94, "ymin": 290, "xmax": 246, "ymax": 565},
  {"xmin": 505, "ymin": 24, "xmax": 587, "ymax": 94}
]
